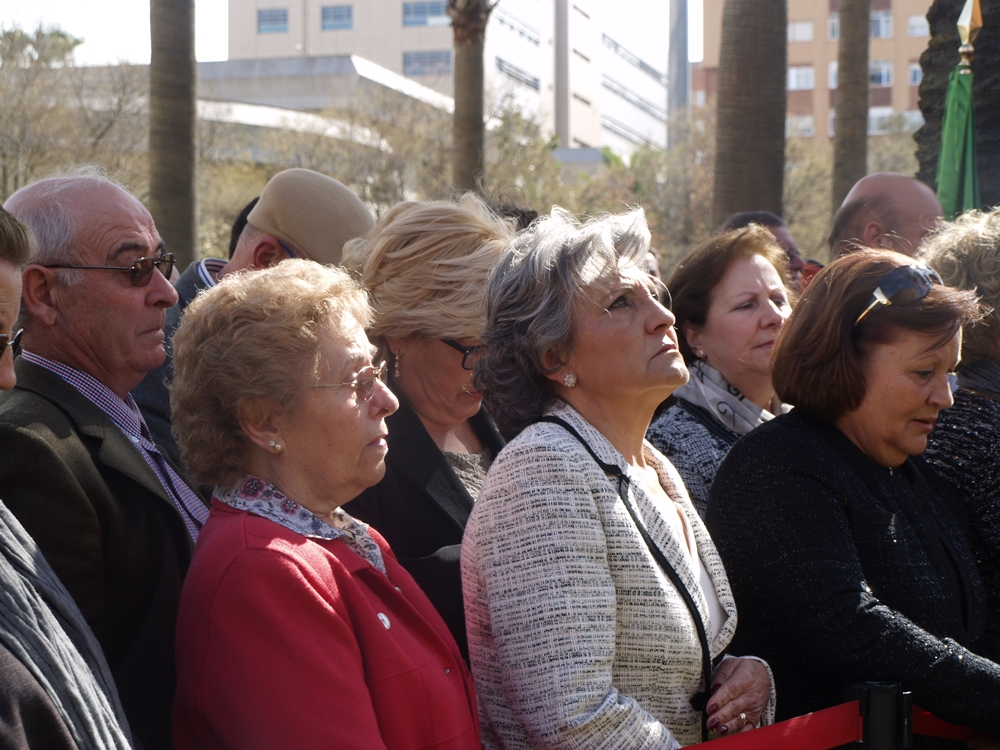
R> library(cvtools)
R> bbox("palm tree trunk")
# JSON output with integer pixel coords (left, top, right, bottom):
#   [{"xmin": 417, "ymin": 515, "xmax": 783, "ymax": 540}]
[
  {"xmin": 712, "ymin": 0, "xmax": 788, "ymax": 227},
  {"xmin": 831, "ymin": 0, "xmax": 871, "ymax": 212},
  {"xmin": 149, "ymin": 0, "xmax": 198, "ymax": 267},
  {"xmin": 450, "ymin": 0, "xmax": 494, "ymax": 193}
]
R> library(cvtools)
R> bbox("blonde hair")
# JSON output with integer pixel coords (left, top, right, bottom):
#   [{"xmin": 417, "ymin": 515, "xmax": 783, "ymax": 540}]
[
  {"xmin": 170, "ymin": 259, "xmax": 371, "ymax": 488},
  {"xmin": 919, "ymin": 208, "xmax": 1000, "ymax": 363},
  {"xmin": 341, "ymin": 193, "xmax": 514, "ymax": 354}
]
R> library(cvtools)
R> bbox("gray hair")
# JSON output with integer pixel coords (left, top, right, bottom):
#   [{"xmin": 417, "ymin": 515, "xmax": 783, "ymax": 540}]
[
  {"xmin": 474, "ymin": 206, "xmax": 651, "ymax": 439},
  {"xmin": 4, "ymin": 166, "xmax": 125, "ymax": 285}
]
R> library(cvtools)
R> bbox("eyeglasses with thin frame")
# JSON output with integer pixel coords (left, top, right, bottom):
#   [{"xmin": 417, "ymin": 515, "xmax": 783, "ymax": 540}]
[
  {"xmin": 43, "ymin": 253, "xmax": 176, "ymax": 288},
  {"xmin": 440, "ymin": 339, "xmax": 487, "ymax": 370},
  {"xmin": 0, "ymin": 329, "xmax": 22, "ymax": 358},
  {"xmin": 853, "ymin": 263, "xmax": 942, "ymax": 328},
  {"xmin": 312, "ymin": 361, "xmax": 387, "ymax": 402}
]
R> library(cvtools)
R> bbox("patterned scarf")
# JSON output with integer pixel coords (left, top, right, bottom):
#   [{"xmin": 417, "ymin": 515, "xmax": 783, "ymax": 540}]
[
  {"xmin": 673, "ymin": 360, "xmax": 786, "ymax": 436},
  {"xmin": 216, "ymin": 475, "xmax": 387, "ymax": 575}
]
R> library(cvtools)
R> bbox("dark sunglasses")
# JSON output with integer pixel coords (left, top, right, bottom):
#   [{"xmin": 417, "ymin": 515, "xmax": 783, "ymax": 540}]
[
  {"xmin": 0, "ymin": 329, "xmax": 22, "ymax": 358},
  {"xmin": 312, "ymin": 361, "xmax": 387, "ymax": 402},
  {"xmin": 43, "ymin": 253, "xmax": 175, "ymax": 288},
  {"xmin": 441, "ymin": 339, "xmax": 486, "ymax": 370},
  {"xmin": 853, "ymin": 263, "xmax": 942, "ymax": 328}
]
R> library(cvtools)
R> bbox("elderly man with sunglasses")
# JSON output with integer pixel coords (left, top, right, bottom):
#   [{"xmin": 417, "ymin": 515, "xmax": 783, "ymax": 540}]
[{"xmin": 0, "ymin": 171, "xmax": 207, "ymax": 750}]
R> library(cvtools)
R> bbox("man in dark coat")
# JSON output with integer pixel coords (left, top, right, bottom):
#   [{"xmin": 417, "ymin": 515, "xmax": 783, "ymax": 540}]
[{"xmin": 1, "ymin": 172, "xmax": 209, "ymax": 750}]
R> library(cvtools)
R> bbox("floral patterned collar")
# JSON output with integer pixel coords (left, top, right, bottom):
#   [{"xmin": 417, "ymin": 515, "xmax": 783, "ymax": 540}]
[{"xmin": 216, "ymin": 475, "xmax": 386, "ymax": 575}]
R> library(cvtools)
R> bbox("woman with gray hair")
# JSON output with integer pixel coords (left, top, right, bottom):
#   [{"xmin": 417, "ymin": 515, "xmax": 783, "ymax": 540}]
[
  {"xmin": 922, "ymin": 207, "xmax": 1000, "ymax": 599},
  {"xmin": 342, "ymin": 194, "xmax": 512, "ymax": 658},
  {"xmin": 462, "ymin": 207, "xmax": 774, "ymax": 749}
]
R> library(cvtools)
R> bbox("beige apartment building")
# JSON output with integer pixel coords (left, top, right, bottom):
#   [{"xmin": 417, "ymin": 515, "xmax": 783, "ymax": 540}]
[{"xmin": 693, "ymin": 0, "xmax": 933, "ymax": 139}]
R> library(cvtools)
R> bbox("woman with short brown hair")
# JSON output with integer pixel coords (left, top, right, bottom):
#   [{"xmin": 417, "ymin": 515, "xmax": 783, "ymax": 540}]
[{"xmin": 707, "ymin": 249, "xmax": 1000, "ymax": 738}]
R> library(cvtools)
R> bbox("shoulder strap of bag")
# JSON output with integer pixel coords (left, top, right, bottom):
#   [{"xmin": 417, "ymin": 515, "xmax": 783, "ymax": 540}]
[{"xmin": 537, "ymin": 415, "xmax": 714, "ymax": 741}]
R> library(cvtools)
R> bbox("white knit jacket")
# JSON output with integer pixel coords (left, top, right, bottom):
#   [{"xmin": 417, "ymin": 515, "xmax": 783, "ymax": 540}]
[{"xmin": 462, "ymin": 402, "xmax": 770, "ymax": 750}]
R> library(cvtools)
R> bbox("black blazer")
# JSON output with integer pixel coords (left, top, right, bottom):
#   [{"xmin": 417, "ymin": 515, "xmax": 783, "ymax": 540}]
[
  {"xmin": 344, "ymin": 389, "xmax": 504, "ymax": 659},
  {"xmin": 0, "ymin": 357, "xmax": 204, "ymax": 750},
  {"xmin": 706, "ymin": 411, "xmax": 1000, "ymax": 739}
]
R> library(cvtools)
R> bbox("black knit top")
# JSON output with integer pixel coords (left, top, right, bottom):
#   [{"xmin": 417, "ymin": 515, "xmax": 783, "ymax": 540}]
[
  {"xmin": 706, "ymin": 410, "xmax": 1000, "ymax": 738},
  {"xmin": 924, "ymin": 387, "xmax": 1000, "ymax": 600}
]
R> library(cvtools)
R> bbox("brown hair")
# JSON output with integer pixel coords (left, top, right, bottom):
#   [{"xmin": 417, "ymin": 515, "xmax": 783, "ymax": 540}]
[
  {"xmin": 919, "ymin": 208, "xmax": 1000, "ymax": 364},
  {"xmin": 772, "ymin": 249, "xmax": 980, "ymax": 421},
  {"xmin": 667, "ymin": 224, "xmax": 791, "ymax": 364},
  {"xmin": 0, "ymin": 206, "xmax": 34, "ymax": 268}
]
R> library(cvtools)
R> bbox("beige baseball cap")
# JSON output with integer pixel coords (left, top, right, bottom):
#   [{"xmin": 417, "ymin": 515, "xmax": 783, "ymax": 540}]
[{"xmin": 247, "ymin": 169, "xmax": 375, "ymax": 265}]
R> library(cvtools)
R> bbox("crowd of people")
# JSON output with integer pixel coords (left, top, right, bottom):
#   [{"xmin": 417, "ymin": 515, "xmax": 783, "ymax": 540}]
[{"xmin": 0, "ymin": 163, "xmax": 998, "ymax": 750}]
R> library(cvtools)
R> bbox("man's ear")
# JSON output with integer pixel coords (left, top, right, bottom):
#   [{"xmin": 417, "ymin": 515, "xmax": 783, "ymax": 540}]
[
  {"xmin": 861, "ymin": 219, "xmax": 888, "ymax": 249},
  {"xmin": 250, "ymin": 238, "xmax": 287, "ymax": 270},
  {"xmin": 20, "ymin": 266, "xmax": 59, "ymax": 327}
]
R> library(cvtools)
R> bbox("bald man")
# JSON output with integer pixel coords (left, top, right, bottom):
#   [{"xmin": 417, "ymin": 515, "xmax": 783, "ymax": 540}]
[{"xmin": 829, "ymin": 173, "xmax": 943, "ymax": 258}]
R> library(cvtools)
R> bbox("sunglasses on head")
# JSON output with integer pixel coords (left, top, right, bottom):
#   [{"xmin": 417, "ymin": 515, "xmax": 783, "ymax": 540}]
[
  {"xmin": 440, "ymin": 339, "xmax": 487, "ymax": 370},
  {"xmin": 312, "ymin": 361, "xmax": 388, "ymax": 402},
  {"xmin": 853, "ymin": 263, "xmax": 942, "ymax": 328},
  {"xmin": 0, "ymin": 329, "xmax": 22, "ymax": 358},
  {"xmin": 43, "ymin": 253, "xmax": 175, "ymax": 288}
]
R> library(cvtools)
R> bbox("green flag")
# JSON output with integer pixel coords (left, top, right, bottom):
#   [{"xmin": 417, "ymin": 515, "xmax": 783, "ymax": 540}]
[{"xmin": 936, "ymin": 64, "xmax": 980, "ymax": 221}]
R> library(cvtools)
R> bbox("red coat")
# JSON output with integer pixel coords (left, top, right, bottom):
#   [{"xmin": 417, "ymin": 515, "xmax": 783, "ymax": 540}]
[{"xmin": 173, "ymin": 501, "xmax": 482, "ymax": 750}]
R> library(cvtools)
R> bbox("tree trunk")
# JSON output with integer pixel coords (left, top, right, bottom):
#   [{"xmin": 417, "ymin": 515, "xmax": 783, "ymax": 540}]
[
  {"xmin": 831, "ymin": 0, "xmax": 871, "ymax": 212},
  {"xmin": 149, "ymin": 0, "xmax": 198, "ymax": 267},
  {"xmin": 916, "ymin": 0, "xmax": 1000, "ymax": 209},
  {"xmin": 449, "ymin": 0, "xmax": 493, "ymax": 193},
  {"xmin": 712, "ymin": 0, "xmax": 787, "ymax": 227}
]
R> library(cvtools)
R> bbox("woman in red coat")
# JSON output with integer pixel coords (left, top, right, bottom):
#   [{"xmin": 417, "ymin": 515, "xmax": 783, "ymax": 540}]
[{"xmin": 169, "ymin": 260, "xmax": 481, "ymax": 750}]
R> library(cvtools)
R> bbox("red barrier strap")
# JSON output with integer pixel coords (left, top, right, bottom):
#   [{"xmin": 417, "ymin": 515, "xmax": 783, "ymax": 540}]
[
  {"xmin": 695, "ymin": 700, "xmax": 976, "ymax": 748},
  {"xmin": 912, "ymin": 705, "xmax": 976, "ymax": 742},
  {"xmin": 703, "ymin": 699, "xmax": 861, "ymax": 750}
]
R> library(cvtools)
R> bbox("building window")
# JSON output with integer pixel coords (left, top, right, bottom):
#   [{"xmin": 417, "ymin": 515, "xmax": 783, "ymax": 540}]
[
  {"xmin": 828, "ymin": 12, "xmax": 839, "ymax": 40},
  {"xmin": 258, "ymin": 8, "xmax": 289, "ymax": 33},
  {"xmin": 908, "ymin": 15, "xmax": 929, "ymax": 36},
  {"xmin": 870, "ymin": 10, "xmax": 892, "ymax": 38},
  {"xmin": 908, "ymin": 63, "xmax": 923, "ymax": 86},
  {"xmin": 788, "ymin": 20, "xmax": 814, "ymax": 42},
  {"xmin": 497, "ymin": 57, "xmax": 540, "ymax": 91},
  {"xmin": 403, "ymin": 50, "xmax": 451, "ymax": 76},
  {"xmin": 321, "ymin": 5, "xmax": 352, "ymax": 30},
  {"xmin": 403, "ymin": 2, "xmax": 449, "ymax": 27},
  {"xmin": 828, "ymin": 61, "xmax": 838, "ymax": 89},
  {"xmin": 868, "ymin": 107, "xmax": 895, "ymax": 135},
  {"xmin": 787, "ymin": 115, "xmax": 815, "ymax": 138},
  {"xmin": 788, "ymin": 66, "xmax": 815, "ymax": 91},
  {"xmin": 870, "ymin": 59, "xmax": 893, "ymax": 87}
]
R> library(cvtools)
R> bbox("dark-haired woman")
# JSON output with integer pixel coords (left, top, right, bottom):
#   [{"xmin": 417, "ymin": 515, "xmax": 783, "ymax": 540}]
[{"xmin": 707, "ymin": 249, "xmax": 1000, "ymax": 744}]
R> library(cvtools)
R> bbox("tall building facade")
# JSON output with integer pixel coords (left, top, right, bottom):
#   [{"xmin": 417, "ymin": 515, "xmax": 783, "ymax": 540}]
[
  {"xmin": 226, "ymin": 0, "xmax": 668, "ymax": 154},
  {"xmin": 694, "ymin": 0, "xmax": 932, "ymax": 139}
]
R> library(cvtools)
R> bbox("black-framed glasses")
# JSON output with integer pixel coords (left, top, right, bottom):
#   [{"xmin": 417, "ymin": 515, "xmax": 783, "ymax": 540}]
[
  {"xmin": 853, "ymin": 263, "xmax": 942, "ymax": 328},
  {"xmin": 441, "ymin": 339, "xmax": 486, "ymax": 370},
  {"xmin": 0, "ymin": 329, "xmax": 22, "ymax": 358},
  {"xmin": 43, "ymin": 253, "xmax": 175, "ymax": 288},
  {"xmin": 313, "ymin": 361, "xmax": 387, "ymax": 402}
]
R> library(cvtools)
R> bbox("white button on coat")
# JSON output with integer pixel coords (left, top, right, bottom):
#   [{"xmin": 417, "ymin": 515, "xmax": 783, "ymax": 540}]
[{"xmin": 377, "ymin": 613, "xmax": 391, "ymax": 629}]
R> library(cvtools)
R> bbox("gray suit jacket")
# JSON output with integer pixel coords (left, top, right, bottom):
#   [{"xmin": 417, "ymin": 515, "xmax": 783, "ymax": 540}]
[{"xmin": 132, "ymin": 260, "xmax": 215, "ymax": 467}]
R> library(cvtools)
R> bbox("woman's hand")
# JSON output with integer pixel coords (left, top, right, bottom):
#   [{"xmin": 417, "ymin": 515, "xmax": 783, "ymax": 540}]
[{"xmin": 705, "ymin": 657, "xmax": 771, "ymax": 735}]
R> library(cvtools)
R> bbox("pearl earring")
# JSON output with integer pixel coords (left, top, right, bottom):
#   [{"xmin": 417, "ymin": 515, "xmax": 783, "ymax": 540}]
[
  {"xmin": 268, "ymin": 440, "xmax": 283, "ymax": 452},
  {"xmin": 394, "ymin": 351, "xmax": 401, "ymax": 379},
  {"xmin": 563, "ymin": 373, "xmax": 577, "ymax": 388},
  {"xmin": 696, "ymin": 349, "xmax": 704, "ymax": 358}
]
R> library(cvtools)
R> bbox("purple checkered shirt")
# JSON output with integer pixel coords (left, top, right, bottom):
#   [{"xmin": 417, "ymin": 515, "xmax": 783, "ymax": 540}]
[{"xmin": 22, "ymin": 350, "xmax": 209, "ymax": 541}]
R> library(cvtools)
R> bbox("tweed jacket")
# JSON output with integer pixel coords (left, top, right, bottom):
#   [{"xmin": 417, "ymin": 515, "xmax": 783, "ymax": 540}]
[
  {"xmin": 462, "ymin": 402, "xmax": 767, "ymax": 750},
  {"xmin": 132, "ymin": 259, "xmax": 215, "ymax": 467},
  {"xmin": 646, "ymin": 400, "xmax": 739, "ymax": 519},
  {"xmin": 707, "ymin": 411, "xmax": 1000, "ymax": 737},
  {"xmin": 0, "ymin": 357, "xmax": 202, "ymax": 750},
  {"xmin": 344, "ymin": 389, "xmax": 504, "ymax": 659}
]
